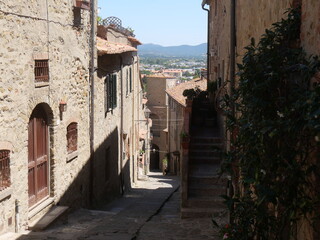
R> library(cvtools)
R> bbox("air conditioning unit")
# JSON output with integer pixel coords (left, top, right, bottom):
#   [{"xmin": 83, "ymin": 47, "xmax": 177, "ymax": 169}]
[{"xmin": 74, "ymin": 0, "xmax": 90, "ymax": 10}]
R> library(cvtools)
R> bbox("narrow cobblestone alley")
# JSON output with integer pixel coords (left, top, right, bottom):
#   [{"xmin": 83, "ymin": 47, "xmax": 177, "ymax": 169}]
[{"xmin": 1, "ymin": 173, "xmax": 225, "ymax": 240}]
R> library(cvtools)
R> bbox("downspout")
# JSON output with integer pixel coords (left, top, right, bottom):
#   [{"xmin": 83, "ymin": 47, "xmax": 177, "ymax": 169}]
[
  {"xmin": 230, "ymin": 0, "xmax": 236, "ymax": 115},
  {"xmin": 202, "ymin": 0, "xmax": 210, "ymax": 80},
  {"xmin": 120, "ymin": 56, "xmax": 124, "ymax": 195},
  {"xmin": 89, "ymin": 0, "xmax": 96, "ymax": 206}
]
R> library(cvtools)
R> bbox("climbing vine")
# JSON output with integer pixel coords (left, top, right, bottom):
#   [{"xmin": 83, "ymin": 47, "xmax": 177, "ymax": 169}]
[{"xmin": 219, "ymin": 7, "xmax": 320, "ymax": 240}]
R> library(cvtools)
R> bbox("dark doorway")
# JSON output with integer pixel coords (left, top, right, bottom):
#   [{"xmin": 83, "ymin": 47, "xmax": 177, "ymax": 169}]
[
  {"xmin": 28, "ymin": 106, "xmax": 49, "ymax": 207},
  {"xmin": 150, "ymin": 144, "xmax": 160, "ymax": 170}
]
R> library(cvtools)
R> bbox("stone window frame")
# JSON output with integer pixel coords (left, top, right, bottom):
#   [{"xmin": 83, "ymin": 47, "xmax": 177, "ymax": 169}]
[
  {"xmin": 66, "ymin": 122, "xmax": 78, "ymax": 162},
  {"xmin": 33, "ymin": 53, "xmax": 49, "ymax": 88}
]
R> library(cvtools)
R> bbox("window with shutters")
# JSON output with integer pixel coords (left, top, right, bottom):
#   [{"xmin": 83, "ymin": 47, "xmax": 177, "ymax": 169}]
[
  {"xmin": 126, "ymin": 69, "xmax": 129, "ymax": 96},
  {"xmin": 0, "ymin": 150, "xmax": 10, "ymax": 191},
  {"xmin": 67, "ymin": 122, "xmax": 78, "ymax": 154},
  {"xmin": 105, "ymin": 74, "xmax": 117, "ymax": 113},
  {"xmin": 34, "ymin": 60, "xmax": 49, "ymax": 82},
  {"xmin": 129, "ymin": 68, "xmax": 132, "ymax": 92}
]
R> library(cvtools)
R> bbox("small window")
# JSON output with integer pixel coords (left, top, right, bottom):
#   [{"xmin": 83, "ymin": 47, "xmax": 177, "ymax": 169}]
[
  {"xmin": 74, "ymin": 0, "xmax": 90, "ymax": 10},
  {"xmin": 67, "ymin": 122, "xmax": 78, "ymax": 154},
  {"xmin": 0, "ymin": 150, "xmax": 10, "ymax": 191},
  {"xmin": 34, "ymin": 60, "xmax": 49, "ymax": 82},
  {"xmin": 126, "ymin": 69, "xmax": 129, "ymax": 96},
  {"xmin": 73, "ymin": 7, "xmax": 82, "ymax": 28},
  {"xmin": 129, "ymin": 68, "xmax": 132, "ymax": 92},
  {"xmin": 105, "ymin": 74, "xmax": 117, "ymax": 113}
]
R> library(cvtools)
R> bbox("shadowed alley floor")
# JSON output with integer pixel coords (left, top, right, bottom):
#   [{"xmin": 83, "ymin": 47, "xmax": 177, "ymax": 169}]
[{"xmin": 1, "ymin": 172, "xmax": 225, "ymax": 240}]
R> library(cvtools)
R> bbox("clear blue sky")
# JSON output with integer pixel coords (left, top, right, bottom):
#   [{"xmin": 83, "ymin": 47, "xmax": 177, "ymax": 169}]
[{"xmin": 98, "ymin": 0, "xmax": 208, "ymax": 47}]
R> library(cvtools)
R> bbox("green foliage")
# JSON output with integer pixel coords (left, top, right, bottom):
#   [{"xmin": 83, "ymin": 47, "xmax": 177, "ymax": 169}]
[
  {"xmin": 183, "ymin": 88, "xmax": 197, "ymax": 99},
  {"xmin": 219, "ymin": 7, "xmax": 320, "ymax": 239}
]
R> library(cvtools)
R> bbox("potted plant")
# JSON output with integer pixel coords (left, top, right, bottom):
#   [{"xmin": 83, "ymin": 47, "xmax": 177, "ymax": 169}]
[
  {"xmin": 162, "ymin": 157, "xmax": 168, "ymax": 175},
  {"xmin": 180, "ymin": 131, "xmax": 190, "ymax": 149}
]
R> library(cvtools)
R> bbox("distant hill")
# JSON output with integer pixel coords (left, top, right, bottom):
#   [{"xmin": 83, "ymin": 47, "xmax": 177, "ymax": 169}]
[{"xmin": 138, "ymin": 43, "xmax": 207, "ymax": 57}]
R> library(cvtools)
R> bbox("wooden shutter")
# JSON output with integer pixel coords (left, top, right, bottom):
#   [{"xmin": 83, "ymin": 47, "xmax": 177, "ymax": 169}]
[
  {"xmin": 28, "ymin": 110, "xmax": 49, "ymax": 207},
  {"xmin": 112, "ymin": 74, "xmax": 117, "ymax": 108},
  {"xmin": 67, "ymin": 123, "xmax": 78, "ymax": 153}
]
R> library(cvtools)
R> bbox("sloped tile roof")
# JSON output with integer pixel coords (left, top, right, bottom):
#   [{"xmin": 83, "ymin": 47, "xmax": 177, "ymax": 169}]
[
  {"xmin": 97, "ymin": 37, "xmax": 137, "ymax": 55},
  {"xmin": 166, "ymin": 78, "xmax": 207, "ymax": 107}
]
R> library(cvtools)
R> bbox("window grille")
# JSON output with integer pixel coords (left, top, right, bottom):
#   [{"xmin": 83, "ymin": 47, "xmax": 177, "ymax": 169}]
[
  {"xmin": 34, "ymin": 60, "xmax": 49, "ymax": 82},
  {"xmin": 67, "ymin": 123, "xmax": 78, "ymax": 153},
  {"xmin": 0, "ymin": 150, "xmax": 10, "ymax": 191}
]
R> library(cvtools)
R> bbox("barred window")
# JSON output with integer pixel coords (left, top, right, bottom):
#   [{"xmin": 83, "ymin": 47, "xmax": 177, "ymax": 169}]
[
  {"xmin": 34, "ymin": 60, "xmax": 49, "ymax": 82},
  {"xmin": 105, "ymin": 74, "xmax": 117, "ymax": 113},
  {"xmin": 0, "ymin": 150, "xmax": 10, "ymax": 191},
  {"xmin": 67, "ymin": 122, "xmax": 78, "ymax": 154}
]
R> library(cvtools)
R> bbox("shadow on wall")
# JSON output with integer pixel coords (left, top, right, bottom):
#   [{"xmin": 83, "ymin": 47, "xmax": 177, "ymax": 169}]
[
  {"xmin": 57, "ymin": 127, "xmax": 122, "ymax": 209},
  {"xmin": 18, "ymin": 126, "xmax": 128, "ymax": 237}
]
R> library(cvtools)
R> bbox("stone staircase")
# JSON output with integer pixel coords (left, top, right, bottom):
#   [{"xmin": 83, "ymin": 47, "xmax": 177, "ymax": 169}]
[{"xmin": 181, "ymin": 135, "xmax": 229, "ymax": 219}]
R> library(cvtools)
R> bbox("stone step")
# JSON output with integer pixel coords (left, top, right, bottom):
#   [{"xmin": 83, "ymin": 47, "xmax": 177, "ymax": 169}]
[
  {"xmin": 189, "ymin": 164, "xmax": 221, "ymax": 176},
  {"xmin": 186, "ymin": 196, "xmax": 225, "ymax": 208},
  {"xmin": 189, "ymin": 175, "xmax": 229, "ymax": 186},
  {"xmin": 188, "ymin": 184, "xmax": 227, "ymax": 197},
  {"xmin": 191, "ymin": 137, "xmax": 222, "ymax": 144},
  {"xmin": 189, "ymin": 150, "xmax": 221, "ymax": 158},
  {"xmin": 189, "ymin": 156, "xmax": 221, "ymax": 164},
  {"xmin": 190, "ymin": 142, "xmax": 223, "ymax": 150},
  {"xmin": 29, "ymin": 206, "xmax": 69, "ymax": 231},
  {"xmin": 181, "ymin": 207, "xmax": 226, "ymax": 219}
]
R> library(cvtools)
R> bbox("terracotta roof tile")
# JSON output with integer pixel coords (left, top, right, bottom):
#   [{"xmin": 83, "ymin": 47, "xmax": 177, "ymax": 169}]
[
  {"xmin": 97, "ymin": 37, "xmax": 137, "ymax": 55},
  {"xmin": 166, "ymin": 78, "xmax": 207, "ymax": 107},
  {"xmin": 128, "ymin": 36, "xmax": 142, "ymax": 45}
]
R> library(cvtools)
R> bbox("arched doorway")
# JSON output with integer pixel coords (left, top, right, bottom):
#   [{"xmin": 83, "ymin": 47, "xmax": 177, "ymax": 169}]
[
  {"xmin": 28, "ymin": 105, "xmax": 50, "ymax": 207},
  {"xmin": 150, "ymin": 144, "xmax": 160, "ymax": 171}
]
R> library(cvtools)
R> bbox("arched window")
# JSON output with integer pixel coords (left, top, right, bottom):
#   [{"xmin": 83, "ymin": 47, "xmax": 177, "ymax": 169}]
[
  {"xmin": 0, "ymin": 150, "xmax": 10, "ymax": 191},
  {"xmin": 67, "ymin": 122, "xmax": 78, "ymax": 154}
]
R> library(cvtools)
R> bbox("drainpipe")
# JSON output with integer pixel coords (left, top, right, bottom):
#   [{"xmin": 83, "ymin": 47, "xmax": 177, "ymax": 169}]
[
  {"xmin": 120, "ymin": 56, "xmax": 124, "ymax": 195},
  {"xmin": 230, "ymin": 0, "xmax": 236, "ymax": 116},
  {"xmin": 202, "ymin": 0, "xmax": 210, "ymax": 80},
  {"xmin": 89, "ymin": 0, "xmax": 96, "ymax": 206}
]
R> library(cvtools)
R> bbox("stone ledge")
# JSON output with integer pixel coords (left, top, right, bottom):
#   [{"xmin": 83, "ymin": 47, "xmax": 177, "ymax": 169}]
[
  {"xmin": 66, "ymin": 150, "xmax": 78, "ymax": 163},
  {"xmin": 28, "ymin": 197, "xmax": 54, "ymax": 220},
  {"xmin": 0, "ymin": 188, "xmax": 12, "ymax": 202},
  {"xmin": 35, "ymin": 82, "xmax": 49, "ymax": 88}
]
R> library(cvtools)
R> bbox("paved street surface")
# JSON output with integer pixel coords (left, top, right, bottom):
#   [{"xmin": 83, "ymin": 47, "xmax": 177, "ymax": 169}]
[{"xmin": 1, "ymin": 172, "xmax": 225, "ymax": 240}]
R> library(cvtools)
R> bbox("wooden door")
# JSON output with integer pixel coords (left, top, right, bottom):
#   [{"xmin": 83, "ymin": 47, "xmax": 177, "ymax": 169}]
[{"xmin": 28, "ymin": 108, "xmax": 49, "ymax": 207}]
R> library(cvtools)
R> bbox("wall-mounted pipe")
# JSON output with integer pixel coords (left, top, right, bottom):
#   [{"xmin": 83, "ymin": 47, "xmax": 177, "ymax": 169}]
[
  {"xmin": 202, "ymin": 0, "xmax": 210, "ymax": 80},
  {"xmin": 230, "ymin": 0, "xmax": 236, "ymax": 116},
  {"xmin": 120, "ymin": 55, "xmax": 124, "ymax": 195},
  {"xmin": 89, "ymin": 0, "xmax": 96, "ymax": 206}
]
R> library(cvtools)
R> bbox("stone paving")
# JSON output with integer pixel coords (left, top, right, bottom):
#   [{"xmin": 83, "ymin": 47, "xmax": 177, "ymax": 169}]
[{"xmin": 0, "ymin": 172, "xmax": 225, "ymax": 240}]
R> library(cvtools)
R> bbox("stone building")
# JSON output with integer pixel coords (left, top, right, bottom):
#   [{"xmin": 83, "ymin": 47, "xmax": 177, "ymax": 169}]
[
  {"xmin": 166, "ymin": 78, "xmax": 207, "ymax": 175},
  {"xmin": 202, "ymin": 0, "xmax": 294, "ymax": 140},
  {"xmin": 145, "ymin": 74, "xmax": 177, "ymax": 171},
  {"xmin": 95, "ymin": 20, "xmax": 147, "ymax": 203},
  {"xmin": 0, "ymin": 0, "xmax": 93, "ymax": 234},
  {"xmin": 202, "ymin": 0, "xmax": 319, "ymax": 238},
  {"xmin": 0, "ymin": 2, "xmax": 147, "ymax": 236}
]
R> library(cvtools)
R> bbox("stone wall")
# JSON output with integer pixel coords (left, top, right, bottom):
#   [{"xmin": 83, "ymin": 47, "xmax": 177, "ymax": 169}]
[
  {"xmin": 94, "ymin": 26, "xmax": 145, "ymax": 205},
  {"xmin": 0, "ymin": 0, "xmax": 92, "ymax": 234}
]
